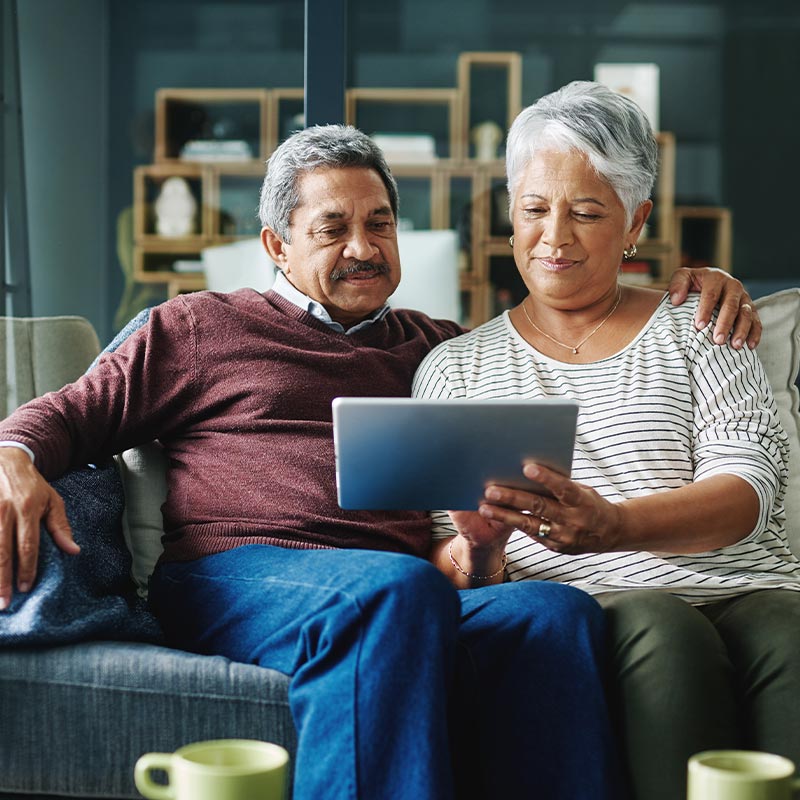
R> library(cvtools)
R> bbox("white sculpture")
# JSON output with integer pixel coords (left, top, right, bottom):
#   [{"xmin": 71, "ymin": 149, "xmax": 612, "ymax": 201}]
[
  {"xmin": 154, "ymin": 176, "xmax": 198, "ymax": 237},
  {"xmin": 471, "ymin": 120, "xmax": 504, "ymax": 162}
]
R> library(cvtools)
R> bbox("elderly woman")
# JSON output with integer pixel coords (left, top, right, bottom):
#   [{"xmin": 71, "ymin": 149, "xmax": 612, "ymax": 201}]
[{"xmin": 414, "ymin": 81, "xmax": 800, "ymax": 800}]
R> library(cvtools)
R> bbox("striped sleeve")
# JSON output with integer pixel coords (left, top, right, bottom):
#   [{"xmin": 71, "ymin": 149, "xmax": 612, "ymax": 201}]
[{"xmin": 688, "ymin": 318, "xmax": 789, "ymax": 537}]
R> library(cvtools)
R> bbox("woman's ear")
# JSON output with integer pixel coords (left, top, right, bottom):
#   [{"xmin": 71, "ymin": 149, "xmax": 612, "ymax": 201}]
[
  {"xmin": 261, "ymin": 227, "xmax": 290, "ymax": 273},
  {"xmin": 629, "ymin": 200, "xmax": 654, "ymax": 243}
]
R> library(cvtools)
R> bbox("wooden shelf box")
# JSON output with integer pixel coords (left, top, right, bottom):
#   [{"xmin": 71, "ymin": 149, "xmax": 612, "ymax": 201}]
[
  {"xmin": 133, "ymin": 163, "xmax": 207, "ymax": 244},
  {"xmin": 155, "ymin": 88, "xmax": 270, "ymax": 163},
  {"xmin": 674, "ymin": 205, "xmax": 732, "ymax": 272},
  {"xmin": 458, "ymin": 52, "xmax": 522, "ymax": 161},
  {"xmin": 346, "ymin": 88, "xmax": 464, "ymax": 161}
]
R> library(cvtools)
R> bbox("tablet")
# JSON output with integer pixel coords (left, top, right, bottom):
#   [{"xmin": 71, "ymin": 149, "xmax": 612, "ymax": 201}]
[{"xmin": 332, "ymin": 397, "xmax": 578, "ymax": 510}]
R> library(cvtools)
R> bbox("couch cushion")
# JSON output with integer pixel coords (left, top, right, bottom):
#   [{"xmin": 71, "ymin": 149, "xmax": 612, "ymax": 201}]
[
  {"xmin": 0, "ymin": 641, "xmax": 294, "ymax": 799},
  {"xmin": 117, "ymin": 442, "xmax": 168, "ymax": 595},
  {"xmin": 753, "ymin": 288, "xmax": 800, "ymax": 555}
]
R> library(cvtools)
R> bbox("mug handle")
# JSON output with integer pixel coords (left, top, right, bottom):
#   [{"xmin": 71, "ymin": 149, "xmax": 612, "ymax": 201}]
[{"xmin": 134, "ymin": 752, "xmax": 175, "ymax": 800}]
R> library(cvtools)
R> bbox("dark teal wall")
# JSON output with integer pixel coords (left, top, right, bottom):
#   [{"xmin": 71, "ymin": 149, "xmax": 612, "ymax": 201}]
[
  {"xmin": 722, "ymin": 20, "xmax": 800, "ymax": 283},
  {"xmin": 18, "ymin": 0, "xmax": 110, "ymax": 338}
]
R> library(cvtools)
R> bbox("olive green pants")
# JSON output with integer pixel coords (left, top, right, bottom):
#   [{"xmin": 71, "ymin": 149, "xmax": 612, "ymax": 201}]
[{"xmin": 596, "ymin": 589, "xmax": 800, "ymax": 800}]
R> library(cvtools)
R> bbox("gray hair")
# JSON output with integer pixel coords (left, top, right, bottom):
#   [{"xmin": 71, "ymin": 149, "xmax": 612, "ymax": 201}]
[
  {"xmin": 258, "ymin": 124, "xmax": 399, "ymax": 242},
  {"xmin": 505, "ymin": 81, "xmax": 658, "ymax": 225}
]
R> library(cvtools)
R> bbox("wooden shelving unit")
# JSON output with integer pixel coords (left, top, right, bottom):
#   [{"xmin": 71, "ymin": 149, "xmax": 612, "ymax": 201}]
[{"xmin": 132, "ymin": 52, "xmax": 702, "ymax": 322}]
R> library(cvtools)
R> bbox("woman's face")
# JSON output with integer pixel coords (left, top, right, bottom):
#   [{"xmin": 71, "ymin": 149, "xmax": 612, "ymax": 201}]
[{"xmin": 511, "ymin": 148, "xmax": 650, "ymax": 309}]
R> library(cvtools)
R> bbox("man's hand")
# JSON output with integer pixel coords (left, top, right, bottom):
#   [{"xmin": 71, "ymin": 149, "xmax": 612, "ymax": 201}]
[
  {"xmin": 0, "ymin": 448, "xmax": 78, "ymax": 610},
  {"xmin": 667, "ymin": 267, "xmax": 761, "ymax": 349}
]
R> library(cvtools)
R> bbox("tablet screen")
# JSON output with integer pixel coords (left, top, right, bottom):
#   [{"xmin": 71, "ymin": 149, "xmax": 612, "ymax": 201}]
[{"xmin": 333, "ymin": 397, "xmax": 578, "ymax": 510}]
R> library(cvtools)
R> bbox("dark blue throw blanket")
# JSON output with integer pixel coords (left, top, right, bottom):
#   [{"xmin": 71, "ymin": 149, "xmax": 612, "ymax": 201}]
[{"xmin": 0, "ymin": 308, "xmax": 162, "ymax": 645}]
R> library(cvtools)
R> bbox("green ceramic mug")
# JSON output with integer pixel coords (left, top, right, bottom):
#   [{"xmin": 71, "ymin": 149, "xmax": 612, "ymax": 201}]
[
  {"xmin": 134, "ymin": 739, "xmax": 289, "ymax": 800},
  {"xmin": 688, "ymin": 750, "xmax": 800, "ymax": 800}
]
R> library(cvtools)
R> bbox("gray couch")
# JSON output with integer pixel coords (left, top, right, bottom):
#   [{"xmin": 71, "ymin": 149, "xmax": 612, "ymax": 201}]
[
  {"xmin": 0, "ymin": 317, "xmax": 295, "ymax": 800},
  {"xmin": 1, "ymin": 289, "xmax": 800, "ymax": 799}
]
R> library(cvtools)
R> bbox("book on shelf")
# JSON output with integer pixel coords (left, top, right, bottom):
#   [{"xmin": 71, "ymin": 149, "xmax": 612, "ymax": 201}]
[
  {"xmin": 370, "ymin": 133, "xmax": 437, "ymax": 163},
  {"xmin": 172, "ymin": 259, "xmax": 204, "ymax": 273},
  {"xmin": 179, "ymin": 140, "xmax": 253, "ymax": 162}
]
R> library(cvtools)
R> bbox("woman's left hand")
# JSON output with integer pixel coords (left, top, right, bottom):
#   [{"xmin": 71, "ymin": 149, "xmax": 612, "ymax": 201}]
[{"xmin": 478, "ymin": 463, "xmax": 625, "ymax": 555}]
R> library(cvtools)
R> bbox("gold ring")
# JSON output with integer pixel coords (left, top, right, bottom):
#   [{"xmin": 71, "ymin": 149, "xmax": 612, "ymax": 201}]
[{"xmin": 537, "ymin": 521, "xmax": 551, "ymax": 538}]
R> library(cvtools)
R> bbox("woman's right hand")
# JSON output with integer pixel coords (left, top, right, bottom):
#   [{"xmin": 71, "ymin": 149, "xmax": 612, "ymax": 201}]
[
  {"xmin": 0, "ymin": 447, "xmax": 78, "ymax": 610},
  {"xmin": 478, "ymin": 463, "xmax": 625, "ymax": 556}
]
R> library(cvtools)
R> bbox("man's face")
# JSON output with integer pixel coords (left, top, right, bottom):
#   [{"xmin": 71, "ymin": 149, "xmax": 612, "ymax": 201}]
[{"xmin": 262, "ymin": 166, "xmax": 401, "ymax": 327}]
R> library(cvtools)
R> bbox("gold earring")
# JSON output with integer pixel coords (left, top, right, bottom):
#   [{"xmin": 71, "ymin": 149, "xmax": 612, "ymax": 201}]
[
  {"xmin": 509, "ymin": 235, "xmax": 514, "ymax": 248},
  {"xmin": 623, "ymin": 243, "xmax": 637, "ymax": 260}
]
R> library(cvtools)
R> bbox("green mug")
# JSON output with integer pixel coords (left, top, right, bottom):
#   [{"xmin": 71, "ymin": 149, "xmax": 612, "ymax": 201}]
[
  {"xmin": 134, "ymin": 739, "xmax": 289, "ymax": 800},
  {"xmin": 688, "ymin": 750, "xmax": 800, "ymax": 800}
]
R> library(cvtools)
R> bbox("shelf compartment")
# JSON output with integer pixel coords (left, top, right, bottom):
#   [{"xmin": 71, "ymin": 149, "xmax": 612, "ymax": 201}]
[
  {"xmin": 133, "ymin": 163, "xmax": 207, "ymax": 243},
  {"xmin": 487, "ymin": 252, "xmax": 527, "ymax": 317},
  {"xmin": 211, "ymin": 164, "xmax": 267, "ymax": 238},
  {"xmin": 346, "ymin": 88, "xmax": 463, "ymax": 161},
  {"xmin": 440, "ymin": 167, "xmax": 476, "ymax": 273},
  {"xmin": 155, "ymin": 88, "xmax": 270, "ymax": 163},
  {"xmin": 167, "ymin": 274, "xmax": 208, "ymax": 299},
  {"xmin": 674, "ymin": 205, "xmax": 732, "ymax": 272},
  {"xmin": 271, "ymin": 88, "xmax": 305, "ymax": 151},
  {"xmin": 457, "ymin": 52, "xmax": 522, "ymax": 161},
  {"xmin": 133, "ymin": 243, "xmax": 205, "ymax": 284}
]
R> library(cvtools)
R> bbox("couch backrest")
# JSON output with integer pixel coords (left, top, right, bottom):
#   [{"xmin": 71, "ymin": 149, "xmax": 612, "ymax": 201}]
[
  {"xmin": 0, "ymin": 316, "xmax": 100, "ymax": 416},
  {"xmin": 752, "ymin": 289, "xmax": 800, "ymax": 556}
]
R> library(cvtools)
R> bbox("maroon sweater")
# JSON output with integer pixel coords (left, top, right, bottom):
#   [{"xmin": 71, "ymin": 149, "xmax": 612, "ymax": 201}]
[{"xmin": 0, "ymin": 290, "xmax": 463, "ymax": 561}]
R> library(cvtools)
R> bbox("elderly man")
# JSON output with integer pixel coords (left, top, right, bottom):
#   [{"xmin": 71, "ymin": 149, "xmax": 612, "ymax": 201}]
[{"xmin": 0, "ymin": 125, "xmax": 756, "ymax": 800}]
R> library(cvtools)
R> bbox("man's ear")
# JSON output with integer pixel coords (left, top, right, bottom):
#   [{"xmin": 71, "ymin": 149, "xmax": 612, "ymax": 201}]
[{"xmin": 261, "ymin": 227, "xmax": 290, "ymax": 273}]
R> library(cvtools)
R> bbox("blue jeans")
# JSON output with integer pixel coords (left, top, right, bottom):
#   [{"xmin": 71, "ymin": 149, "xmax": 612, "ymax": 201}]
[{"xmin": 150, "ymin": 545, "xmax": 621, "ymax": 800}]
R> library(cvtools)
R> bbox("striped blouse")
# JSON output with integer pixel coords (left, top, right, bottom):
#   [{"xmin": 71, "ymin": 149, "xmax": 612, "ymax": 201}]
[{"xmin": 412, "ymin": 293, "xmax": 800, "ymax": 604}]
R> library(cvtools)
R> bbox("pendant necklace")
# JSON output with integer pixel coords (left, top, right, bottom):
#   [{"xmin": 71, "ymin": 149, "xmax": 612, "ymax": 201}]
[{"xmin": 521, "ymin": 288, "xmax": 623, "ymax": 355}]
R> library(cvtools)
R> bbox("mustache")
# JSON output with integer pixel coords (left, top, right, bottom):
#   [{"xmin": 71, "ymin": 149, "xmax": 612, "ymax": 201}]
[{"xmin": 330, "ymin": 261, "xmax": 390, "ymax": 281}]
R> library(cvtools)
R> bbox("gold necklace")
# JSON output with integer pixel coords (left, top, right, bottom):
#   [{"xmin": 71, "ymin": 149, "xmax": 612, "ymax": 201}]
[{"xmin": 521, "ymin": 288, "xmax": 623, "ymax": 355}]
